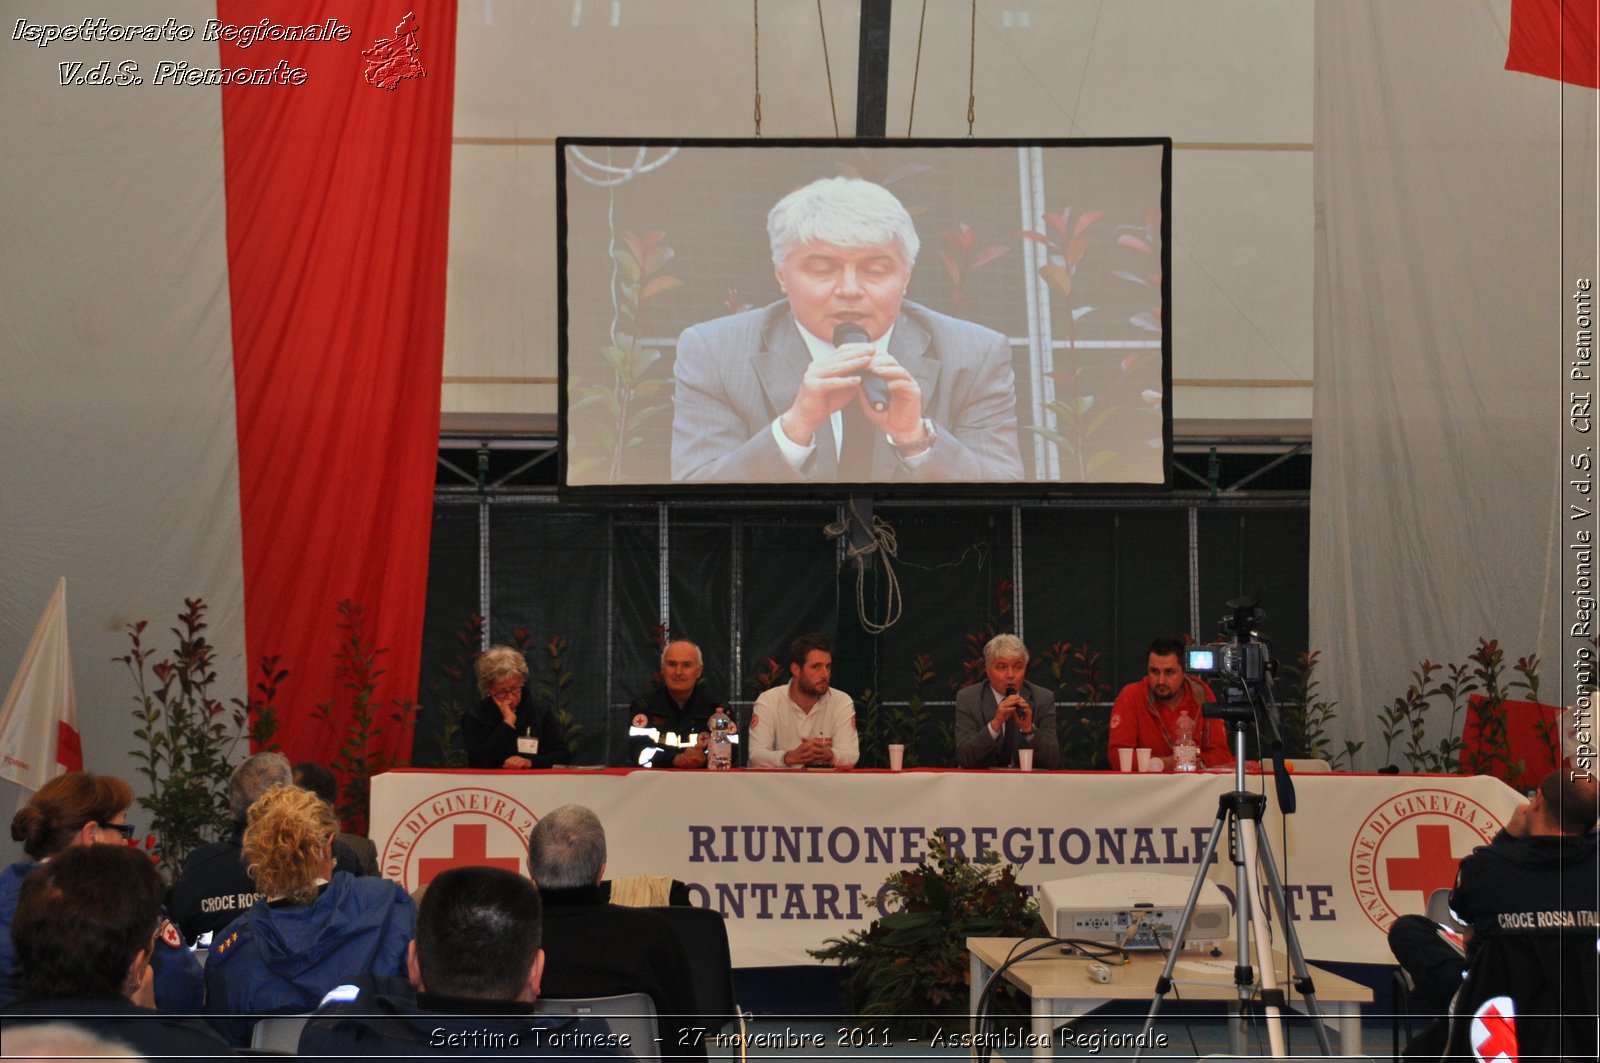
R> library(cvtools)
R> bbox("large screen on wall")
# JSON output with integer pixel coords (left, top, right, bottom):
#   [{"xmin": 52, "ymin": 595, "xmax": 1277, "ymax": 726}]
[{"xmin": 558, "ymin": 138, "xmax": 1171, "ymax": 493}]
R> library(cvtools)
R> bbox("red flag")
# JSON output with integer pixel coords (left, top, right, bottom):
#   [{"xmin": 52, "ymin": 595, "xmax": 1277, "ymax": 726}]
[{"xmin": 1507, "ymin": 0, "xmax": 1600, "ymax": 89}]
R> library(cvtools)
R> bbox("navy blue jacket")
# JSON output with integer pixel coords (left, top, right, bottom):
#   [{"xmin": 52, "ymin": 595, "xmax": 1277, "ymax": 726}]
[{"xmin": 204, "ymin": 871, "xmax": 415, "ymax": 1046}]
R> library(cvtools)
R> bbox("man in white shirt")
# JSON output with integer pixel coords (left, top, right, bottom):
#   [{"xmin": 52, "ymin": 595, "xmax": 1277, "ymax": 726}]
[{"xmin": 747, "ymin": 634, "xmax": 859, "ymax": 769}]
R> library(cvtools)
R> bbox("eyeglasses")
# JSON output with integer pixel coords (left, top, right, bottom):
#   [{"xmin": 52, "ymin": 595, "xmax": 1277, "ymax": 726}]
[{"xmin": 97, "ymin": 821, "xmax": 137, "ymax": 840}]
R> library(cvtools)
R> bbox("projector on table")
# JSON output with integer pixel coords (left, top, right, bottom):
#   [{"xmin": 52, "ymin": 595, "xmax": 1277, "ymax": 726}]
[{"xmin": 1036, "ymin": 872, "xmax": 1231, "ymax": 951}]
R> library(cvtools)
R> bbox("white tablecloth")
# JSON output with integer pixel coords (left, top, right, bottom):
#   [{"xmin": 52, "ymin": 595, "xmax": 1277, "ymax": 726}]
[{"xmin": 369, "ymin": 768, "xmax": 1521, "ymax": 967}]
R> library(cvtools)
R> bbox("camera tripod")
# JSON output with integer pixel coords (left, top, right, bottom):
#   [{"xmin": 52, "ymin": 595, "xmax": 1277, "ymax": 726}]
[{"xmin": 1133, "ymin": 719, "xmax": 1332, "ymax": 1058}]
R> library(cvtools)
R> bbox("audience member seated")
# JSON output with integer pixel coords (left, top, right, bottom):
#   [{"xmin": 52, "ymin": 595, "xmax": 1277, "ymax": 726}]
[
  {"xmin": 0, "ymin": 845, "xmax": 231, "ymax": 1057},
  {"xmin": 203, "ymin": 783, "xmax": 415, "ymax": 1047},
  {"xmin": 301, "ymin": 865, "xmax": 620, "ymax": 1056},
  {"xmin": 529, "ymin": 804, "xmax": 703, "ymax": 1058},
  {"xmin": 1389, "ymin": 768, "xmax": 1598, "ymax": 1057},
  {"xmin": 293, "ymin": 760, "xmax": 380, "ymax": 876},
  {"xmin": 171, "ymin": 751, "xmax": 363, "ymax": 942},
  {"xmin": 2, "ymin": 772, "xmax": 201, "ymax": 1013},
  {"xmin": 465, "ymin": 645, "xmax": 570, "ymax": 769}
]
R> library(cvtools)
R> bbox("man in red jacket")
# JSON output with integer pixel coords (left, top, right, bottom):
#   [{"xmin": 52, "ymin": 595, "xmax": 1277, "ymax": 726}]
[{"xmin": 1108, "ymin": 637, "xmax": 1232, "ymax": 770}]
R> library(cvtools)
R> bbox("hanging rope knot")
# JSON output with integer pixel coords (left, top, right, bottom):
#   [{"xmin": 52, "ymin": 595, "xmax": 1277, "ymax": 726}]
[{"xmin": 823, "ymin": 510, "xmax": 903, "ymax": 634}]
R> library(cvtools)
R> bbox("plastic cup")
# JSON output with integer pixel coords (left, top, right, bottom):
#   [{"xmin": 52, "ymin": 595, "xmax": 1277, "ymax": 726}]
[
  {"xmin": 1017, "ymin": 749, "xmax": 1034, "ymax": 771},
  {"xmin": 1135, "ymin": 747, "xmax": 1152, "ymax": 771},
  {"xmin": 887, "ymin": 744, "xmax": 905, "ymax": 771},
  {"xmin": 1118, "ymin": 748, "xmax": 1134, "ymax": 772}
]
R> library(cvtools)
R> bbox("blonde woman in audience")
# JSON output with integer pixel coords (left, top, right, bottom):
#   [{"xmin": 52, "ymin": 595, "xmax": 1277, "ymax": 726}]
[{"xmin": 203, "ymin": 783, "xmax": 414, "ymax": 1046}]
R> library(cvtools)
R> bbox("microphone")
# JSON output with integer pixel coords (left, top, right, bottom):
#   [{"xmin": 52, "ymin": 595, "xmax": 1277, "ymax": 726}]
[
  {"xmin": 1005, "ymin": 685, "xmax": 1030, "ymax": 723},
  {"xmin": 832, "ymin": 322, "xmax": 889, "ymax": 412}
]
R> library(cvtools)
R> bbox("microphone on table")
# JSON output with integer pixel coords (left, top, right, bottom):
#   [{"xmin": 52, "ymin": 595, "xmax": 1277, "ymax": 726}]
[{"xmin": 832, "ymin": 322, "xmax": 889, "ymax": 412}]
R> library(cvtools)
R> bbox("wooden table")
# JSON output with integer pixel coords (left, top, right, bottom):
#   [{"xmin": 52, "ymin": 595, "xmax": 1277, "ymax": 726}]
[{"xmin": 967, "ymin": 937, "xmax": 1372, "ymax": 1058}]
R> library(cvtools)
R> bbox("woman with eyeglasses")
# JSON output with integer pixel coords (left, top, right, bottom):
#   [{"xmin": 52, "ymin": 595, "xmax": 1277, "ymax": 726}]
[{"xmin": 1, "ymin": 772, "xmax": 203, "ymax": 1011}]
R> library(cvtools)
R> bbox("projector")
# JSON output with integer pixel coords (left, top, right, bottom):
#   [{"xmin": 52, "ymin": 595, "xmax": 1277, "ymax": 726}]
[{"xmin": 1036, "ymin": 872, "xmax": 1231, "ymax": 951}]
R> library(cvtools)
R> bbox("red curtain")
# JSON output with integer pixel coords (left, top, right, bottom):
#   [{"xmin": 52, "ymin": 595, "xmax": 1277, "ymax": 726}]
[
  {"xmin": 219, "ymin": 1, "xmax": 457, "ymax": 768},
  {"xmin": 1507, "ymin": 0, "xmax": 1600, "ymax": 89}
]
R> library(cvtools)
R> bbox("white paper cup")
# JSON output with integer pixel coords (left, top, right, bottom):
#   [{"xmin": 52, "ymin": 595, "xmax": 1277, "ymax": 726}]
[
  {"xmin": 887, "ymin": 744, "xmax": 905, "ymax": 771},
  {"xmin": 1135, "ymin": 747, "xmax": 1152, "ymax": 772},
  {"xmin": 1118, "ymin": 748, "xmax": 1134, "ymax": 772},
  {"xmin": 1017, "ymin": 749, "xmax": 1034, "ymax": 771}
]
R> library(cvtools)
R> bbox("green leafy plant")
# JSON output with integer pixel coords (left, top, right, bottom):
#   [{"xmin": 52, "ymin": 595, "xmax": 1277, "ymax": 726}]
[
  {"xmin": 419, "ymin": 613, "xmax": 485, "ymax": 768},
  {"xmin": 568, "ymin": 230, "xmax": 681, "ymax": 484},
  {"xmin": 312, "ymin": 600, "xmax": 416, "ymax": 836},
  {"xmin": 242, "ymin": 654, "xmax": 286, "ymax": 753},
  {"xmin": 810, "ymin": 830, "xmax": 1044, "ymax": 1037},
  {"xmin": 1278, "ymin": 651, "xmax": 1359, "ymax": 770},
  {"xmin": 936, "ymin": 222, "xmax": 1008, "ymax": 314},
  {"xmin": 532, "ymin": 634, "xmax": 582, "ymax": 760},
  {"xmin": 1040, "ymin": 640, "xmax": 1114, "ymax": 769},
  {"xmin": 855, "ymin": 686, "xmax": 884, "ymax": 768},
  {"xmin": 116, "ymin": 599, "xmax": 249, "ymax": 880},
  {"xmin": 1460, "ymin": 640, "xmax": 1542, "ymax": 784},
  {"xmin": 883, "ymin": 653, "xmax": 936, "ymax": 768}
]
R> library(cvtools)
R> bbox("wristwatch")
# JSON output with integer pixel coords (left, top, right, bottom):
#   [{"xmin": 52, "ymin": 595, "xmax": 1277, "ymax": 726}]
[{"xmin": 887, "ymin": 419, "xmax": 936, "ymax": 458}]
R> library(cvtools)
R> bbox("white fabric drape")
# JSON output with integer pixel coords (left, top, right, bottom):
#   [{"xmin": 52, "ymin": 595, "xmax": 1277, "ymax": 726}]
[
  {"xmin": 0, "ymin": 1, "xmax": 247, "ymax": 819},
  {"xmin": 1311, "ymin": 0, "xmax": 1597, "ymax": 766}
]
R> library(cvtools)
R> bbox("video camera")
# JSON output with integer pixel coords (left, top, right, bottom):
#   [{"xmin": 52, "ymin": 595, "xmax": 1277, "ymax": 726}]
[{"xmin": 1185, "ymin": 591, "xmax": 1277, "ymax": 722}]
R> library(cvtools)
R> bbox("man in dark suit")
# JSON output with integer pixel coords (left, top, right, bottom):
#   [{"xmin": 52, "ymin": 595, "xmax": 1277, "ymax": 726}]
[
  {"xmin": 954, "ymin": 634, "xmax": 1059, "ymax": 769},
  {"xmin": 529, "ymin": 804, "xmax": 705, "ymax": 1058},
  {"xmin": 671, "ymin": 176, "xmax": 1023, "ymax": 484}
]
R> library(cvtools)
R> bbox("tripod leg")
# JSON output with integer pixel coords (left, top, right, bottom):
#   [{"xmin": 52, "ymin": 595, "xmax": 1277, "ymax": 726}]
[
  {"xmin": 1132, "ymin": 807, "xmax": 1229, "ymax": 1060},
  {"xmin": 1251, "ymin": 818, "xmax": 1334, "ymax": 1055},
  {"xmin": 1235, "ymin": 825, "xmax": 1288, "ymax": 1057}
]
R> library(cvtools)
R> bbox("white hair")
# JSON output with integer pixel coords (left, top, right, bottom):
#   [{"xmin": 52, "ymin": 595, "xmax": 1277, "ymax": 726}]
[
  {"xmin": 983, "ymin": 633, "xmax": 1028, "ymax": 667},
  {"xmin": 767, "ymin": 177, "xmax": 920, "ymax": 270},
  {"xmin": 660, "ymin": 638, "xmax": 703, "ymax": 669}
]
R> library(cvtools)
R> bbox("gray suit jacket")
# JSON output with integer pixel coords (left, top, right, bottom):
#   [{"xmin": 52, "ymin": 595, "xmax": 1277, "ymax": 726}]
[
  {"xmin": 954, "ymin": 680, "xmax": 1059, "ymax": 769},
  {"xmin": 671, "ymin": 300, "xmax": 1024, "ymax": 483}
]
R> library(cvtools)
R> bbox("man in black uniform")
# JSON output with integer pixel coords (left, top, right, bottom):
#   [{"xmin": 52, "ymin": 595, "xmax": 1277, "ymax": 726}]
[
  {"xmin": 299, "ymin": 865, "xmax": 619, "ymax": 1056},
  {"xmin": 170, "ymin": 751, "xmax": 362, "ymax": 941},
  {"xmin": 626, "ymin": 639, "xmax": 731, "ymax": 768},
  {"xmin": 1388, "ymin": 769, "xmax": 1597, "ymax": 1054}
]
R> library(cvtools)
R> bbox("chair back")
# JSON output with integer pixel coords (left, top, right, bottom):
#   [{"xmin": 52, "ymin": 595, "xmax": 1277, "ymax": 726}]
[
  {"xmin": 249, "ymin": 1012, "xmax": 312, "ymax": 1053},
  {"xmin": 1425, "ymin": 887, "xmax": 1460, "ymax": 930},
  {"xmin": 645, "ymin": 905, "xmax": 739, "ymax": 1026},
  {"xmin": 535, "ymin": 991, "xmax": 661, "ymax": 1063}
]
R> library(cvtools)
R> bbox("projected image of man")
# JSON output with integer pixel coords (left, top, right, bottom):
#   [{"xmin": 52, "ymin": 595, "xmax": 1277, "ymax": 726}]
[{"xmin": 671, "ymin": 176, "xmax": 1024, "ymax": 483}]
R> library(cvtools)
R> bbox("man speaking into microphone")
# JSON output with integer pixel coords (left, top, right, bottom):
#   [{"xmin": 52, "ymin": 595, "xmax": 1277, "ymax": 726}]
[
  {"xmin": 671, "ymin": 176, "xmax": 1024, "ymax": 483},
  {"xmin": 955, "ymin": 634, "xmax": 1059, "ymax": 769}
]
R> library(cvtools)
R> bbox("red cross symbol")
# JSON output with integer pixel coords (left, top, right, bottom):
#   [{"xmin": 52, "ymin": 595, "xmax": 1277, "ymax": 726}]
[
  {"xmin": 1385, "ymin": 824, "xmax": 1461, "ymax": 901},
  {"xmin": 417, "ymin": 823, "xmax": 522, "ymax": 886},
  {"xmin": 1472, "ymin": 996, "xmax": 1519, "ymax": 1062}
]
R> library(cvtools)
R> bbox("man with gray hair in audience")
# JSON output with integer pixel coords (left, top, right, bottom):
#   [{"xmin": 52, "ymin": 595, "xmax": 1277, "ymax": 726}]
[
  {"xmin": 169, "ymin": 751, "xmax": 361, "ymax": 941},
  {"xmin": 529, "ymin": 804, "xmax": 705, "ymax": 1058}
]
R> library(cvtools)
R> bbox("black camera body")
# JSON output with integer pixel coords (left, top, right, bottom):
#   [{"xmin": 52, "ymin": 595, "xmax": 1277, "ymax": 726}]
[{"xmin": 1186, "ymin": 593, "xmax": 1277, "ymax": 722}]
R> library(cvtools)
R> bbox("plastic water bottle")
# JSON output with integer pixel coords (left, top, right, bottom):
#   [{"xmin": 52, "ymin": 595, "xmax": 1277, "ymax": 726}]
[
  {"xmin": 706, "ymin": 704, "xmax": 733, "ymax": 771},
  {"xmin": 1172, "ymin": 713, "xmax": 1200, "ymax": 772}
]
